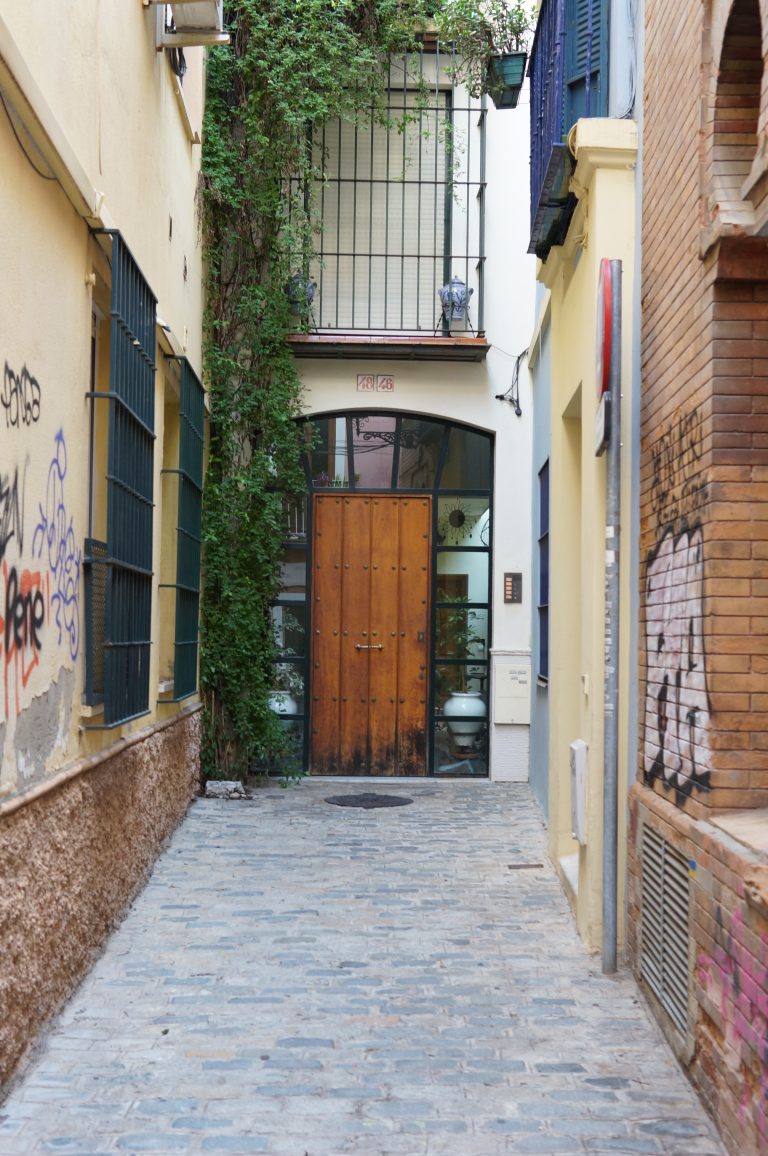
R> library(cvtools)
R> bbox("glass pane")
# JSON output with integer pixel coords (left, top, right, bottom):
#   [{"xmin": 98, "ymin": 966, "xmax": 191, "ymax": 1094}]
[
  {"xmin": 271, "ymin": 604, "xmax": 306, "ymax": 658},
  {"xmin": 539, "ymin": 532, "xmax": 549, "ymax": 603},
  {"xmin": 434, "ymin": 662, "xmax": 489, "ymax": 709},
  {"xmin": 282, "ymin": 494, "xmax": 308, "ymax": 542},
  {"xmin": 351, "ymin": 415, "xmax": 395, "ymax": 488},
  {"xmin": 397, "ymin": 418, "xmax": 444, "ymax": 489},
  {"xmin": 433, "ymin": 717, "xmax": 488, "ymax": 776},
  {"xmin": 435, "ymin": 607, "xmax": 488, "ymax": 661},
  {"xmin": 307, "ymin": 416, "xmax": 350, "ymax": 487},
  {"xmin": 440, "ymin": 426, "xmax": 491, "ymax": 490},
  {"xmin": 274, "ymin": 719, "xmax": 305, "ymax": 776},
  {"xmin": 268, "ymin": 662, "xmax": 305, "ymax": 717},
  {"xmin": 539, "ymin": 461, "xmax": 549, "ymax": 534},
  {"xmin": 436, "ymin": 550, "xmax": 489, "ymax": 604},
  {"xmin": 433, "ymin": 664, "xmax": 488, "ymax": 775},
  {"xmin": 278, "ymin": 545, "xmax": 307, "ymax": 597},
  {"xmin": 436, "ymin": 497, "xmax": 490, "ymax": 547}
]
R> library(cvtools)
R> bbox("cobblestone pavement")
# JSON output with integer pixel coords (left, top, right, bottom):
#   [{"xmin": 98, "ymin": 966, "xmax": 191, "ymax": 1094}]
[{"xmin": 0, "ymin": 781, "xmax": 726, "ymax": 1156}]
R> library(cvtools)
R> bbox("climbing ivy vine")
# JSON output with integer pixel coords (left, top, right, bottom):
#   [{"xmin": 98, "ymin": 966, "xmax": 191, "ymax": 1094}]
[{"xmin": 200, "ymin": 0, "xmax": 435, "ymax": 779}]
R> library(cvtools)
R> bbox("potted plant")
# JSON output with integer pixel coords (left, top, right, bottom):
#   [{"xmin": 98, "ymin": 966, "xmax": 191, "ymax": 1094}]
[
  {"xmin": 268, "ymin": 664, "xmax": 303, "ymax": 719},
  {"xmin": 437, "ymin": 594, "xmax": 487, "ymax": 749},
  {"xmin": 434, "ymin": 0, "xmax": 535, "ymax": 109}
]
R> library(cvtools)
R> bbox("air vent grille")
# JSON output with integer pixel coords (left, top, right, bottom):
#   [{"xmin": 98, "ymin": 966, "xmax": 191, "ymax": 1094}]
[{"xmin": 639, "ymin": 825, "xmax": 691, "ymax": 1033}]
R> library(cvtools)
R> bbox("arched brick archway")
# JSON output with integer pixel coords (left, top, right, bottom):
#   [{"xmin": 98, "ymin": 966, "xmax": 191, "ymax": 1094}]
[{"xmin": 708, "ymin": 0, "xmax": 763, "ymax": 233}]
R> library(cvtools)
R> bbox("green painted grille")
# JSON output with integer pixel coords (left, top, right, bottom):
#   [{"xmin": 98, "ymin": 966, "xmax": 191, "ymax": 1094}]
[
  {"xmin": 84, "ymin": 537, "xmax": 108, "ymax": 703},
  {"xmin": 173, "ymin": 359, "xmax": 205, "ymax": 698},
  {"xmin": 86, "ymin": 232, "xmax": 157, "ymax": 726}
]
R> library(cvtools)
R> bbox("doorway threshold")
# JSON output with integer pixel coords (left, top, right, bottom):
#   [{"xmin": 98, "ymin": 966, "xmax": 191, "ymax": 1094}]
[{"xmin": 309, "ymin": 775, "xmax": 493, "ymax": 783}]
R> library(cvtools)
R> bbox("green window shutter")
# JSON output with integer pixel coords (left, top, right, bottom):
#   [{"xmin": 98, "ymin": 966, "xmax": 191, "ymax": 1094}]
[{"xmin": 564, "ymin": 0, "xmax": 608, "ymax": 130}]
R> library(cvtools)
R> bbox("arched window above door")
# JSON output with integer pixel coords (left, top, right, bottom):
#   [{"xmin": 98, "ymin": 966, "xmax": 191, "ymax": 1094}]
[{"xmin": 300, "ymin": 412, "xmax": 492, "ymax": 494}]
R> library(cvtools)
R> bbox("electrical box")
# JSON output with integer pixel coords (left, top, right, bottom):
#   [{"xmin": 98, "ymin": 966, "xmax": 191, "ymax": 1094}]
[
  {"xmin": 493, "ymin": 662, "xmax": 531, "ymax": 724},
  {"xmin": 570, "ymin": 739, "xmax": 588, "ymax": 845}
]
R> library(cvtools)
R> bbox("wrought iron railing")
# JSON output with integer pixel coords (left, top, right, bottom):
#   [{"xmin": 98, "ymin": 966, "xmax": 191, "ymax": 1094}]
[{"xmin": 288, "ymin": 46, "xmax": 486, "ymax": 337}]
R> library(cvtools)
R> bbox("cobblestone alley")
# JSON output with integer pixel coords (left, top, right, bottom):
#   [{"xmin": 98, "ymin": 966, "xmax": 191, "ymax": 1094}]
[{"xmin": 0, "ymin": 781, "xmax": 727, "ymax": 1155}]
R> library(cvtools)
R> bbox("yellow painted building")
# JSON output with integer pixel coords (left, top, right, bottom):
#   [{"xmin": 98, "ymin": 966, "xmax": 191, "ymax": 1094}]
[
  {"xmin": 0, "ymin": 1, "xmax": 220, "ymax": 1084},
  {"xmin": 529, "ymin": 119, "xmax": 638, "ymax": 949}
]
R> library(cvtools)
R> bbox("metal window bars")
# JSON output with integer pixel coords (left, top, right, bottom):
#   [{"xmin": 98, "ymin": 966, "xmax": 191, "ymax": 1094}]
[
  {"xmin": 162, "ymin": 358, "xmax": 205, "ymax": 700},
  {"xmin": 85, "ymin": 231, "xmax": 157, "ymax": 726},
  {"xmin": 288, "ymin": 46, "xmax": 486, "ymax": 337}
]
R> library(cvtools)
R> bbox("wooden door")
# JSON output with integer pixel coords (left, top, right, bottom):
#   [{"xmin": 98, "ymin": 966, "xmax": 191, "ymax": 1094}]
[{"xmin": 311, "ymin": 494, "xmax": 430, "ymax": 775}]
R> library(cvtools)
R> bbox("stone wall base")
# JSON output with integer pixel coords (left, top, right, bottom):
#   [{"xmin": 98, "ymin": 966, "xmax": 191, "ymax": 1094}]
[
  {"xmin": 0, "ymin": 707, "xmax": 201, "ymax": 1089},
  {"xmin": 627, "ymin": 782, "xmax": 768, "ymax": 1156}
]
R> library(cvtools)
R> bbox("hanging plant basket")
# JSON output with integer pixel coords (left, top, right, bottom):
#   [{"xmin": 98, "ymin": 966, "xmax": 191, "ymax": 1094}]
[{"xmin": 486, "ymin": 50, "xmax": 527, "ymax": 109}]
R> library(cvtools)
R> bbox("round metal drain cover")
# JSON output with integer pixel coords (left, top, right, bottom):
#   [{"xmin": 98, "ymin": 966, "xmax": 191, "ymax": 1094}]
[{"xmin": 325, "ymin": 792, "xmax": 413, "ymax": 809}]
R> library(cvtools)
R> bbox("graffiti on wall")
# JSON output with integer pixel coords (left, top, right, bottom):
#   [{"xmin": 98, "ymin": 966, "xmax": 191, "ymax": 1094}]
[
  {"xmin": 698, "ymin": 907, "xmax": 768, "ymax": 1146},
  {"xmin": 0, "ymin": 364, "xmax": 80, "ymax": 719},
  {"xmin": 2, "ymin": 362, "xmax": 41, "ymax": 429},
  {"xmin": 0, "ymin": 464, "xmax": 25, "ymax": 565},
  {"xmin": 32, "ymin": 430, "xmax": 80, "ymax": 662},
  {"xmin": 644, "ymin": 410, "xmax": 710, "ymax": 801},
  {"xmin": 649, "ymin": 409, "xmax": 706, "ymax": 532}
]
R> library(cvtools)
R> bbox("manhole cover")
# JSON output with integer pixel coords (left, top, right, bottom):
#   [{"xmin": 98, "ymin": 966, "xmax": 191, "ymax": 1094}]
[{"xmin": 325, "ymin": 793, "xmax": 414, "ymax": 809}]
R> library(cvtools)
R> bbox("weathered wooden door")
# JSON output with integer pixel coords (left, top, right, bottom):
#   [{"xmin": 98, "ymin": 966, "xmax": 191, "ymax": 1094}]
[{"xmin": 311, "ymin": 494, "xmax": 431, "ymax": 775}]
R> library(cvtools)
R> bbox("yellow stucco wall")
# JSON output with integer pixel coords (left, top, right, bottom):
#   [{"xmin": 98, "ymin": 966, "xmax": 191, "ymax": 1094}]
[
  {"xmin": 538, "ymin": 119, "xmax": 638, "ymax": 949},
  {"xmin": 0, "ymin": 4, "xmax": 206, "ymax": 801}
]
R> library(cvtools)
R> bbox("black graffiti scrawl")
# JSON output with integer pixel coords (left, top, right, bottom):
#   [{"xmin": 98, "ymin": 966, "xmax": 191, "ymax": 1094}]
[
  {"xmin": 2, "ymin": 362, "xmax": 41, "ymax": 429},
  {"xmin": 644, "ymin": 525, "xmax": 711, "ymax": 800},
  {"xmin": 0, "ymin": 465, "xmax": 25, "ymax": 566}
]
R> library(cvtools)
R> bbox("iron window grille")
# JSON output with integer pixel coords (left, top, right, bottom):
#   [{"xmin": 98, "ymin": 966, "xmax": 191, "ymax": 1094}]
[
  {"xmin": 528, "ymin": 0, "xmax": 608, "ymax": 258},
  {"xmin": 289, "ymin": 47, "xmax": 486, "ymax": 337},
  {"xmin": 85, "ymin": 231, "xmax": 157, "ymax": 726},
  {"xmin": 160, "ymin": 358, "xmax": 205, "ymax": 700}
]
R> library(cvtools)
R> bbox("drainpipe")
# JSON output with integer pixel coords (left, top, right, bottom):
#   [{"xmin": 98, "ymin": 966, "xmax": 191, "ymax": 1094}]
[{"xmin": 602, "ymin": 260, "xmax": 622, "ymax": 974}]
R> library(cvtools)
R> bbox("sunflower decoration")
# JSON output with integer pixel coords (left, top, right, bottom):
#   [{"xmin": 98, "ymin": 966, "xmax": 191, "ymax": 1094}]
[{"xmin": 438, "ymin": 501, "xmax": 478, "ymax": 545}]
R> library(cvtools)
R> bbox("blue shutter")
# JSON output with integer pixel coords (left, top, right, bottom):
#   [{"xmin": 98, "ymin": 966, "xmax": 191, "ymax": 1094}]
[{"xmin": 564, "ymin": 0, "xmax": 608, "ymax": 129}]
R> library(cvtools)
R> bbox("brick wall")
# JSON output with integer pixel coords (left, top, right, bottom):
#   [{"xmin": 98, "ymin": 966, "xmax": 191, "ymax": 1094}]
[
  {"xmin": 635, "ymin": 3, "xmax": 768, "ymax": 1152},
  {"xmin": 641, "ymin": 0, "xmax": 716, "ymax": 819},
  {"xmin": 640, "ymin": 0, "xmax": 768, "ymax": 818},
  {"xmin": 628, "ymin": 788, "xmax": 768, "ymax": 1156}
]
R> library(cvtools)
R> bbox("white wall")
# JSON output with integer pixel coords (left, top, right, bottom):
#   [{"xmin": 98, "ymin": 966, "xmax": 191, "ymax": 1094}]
[{"xmin": 299, "ymin": 84, "xmax": 536, "ymax": 778}]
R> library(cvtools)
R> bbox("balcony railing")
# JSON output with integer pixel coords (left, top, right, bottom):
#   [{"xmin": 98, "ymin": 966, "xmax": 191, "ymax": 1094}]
[
  {"xmin": 528, "ymin": 0, "xmax": 607, "ymax": 259},
  {"xmin": 287, "ymin": 46, "xmax": 486, "ymax": 344}
]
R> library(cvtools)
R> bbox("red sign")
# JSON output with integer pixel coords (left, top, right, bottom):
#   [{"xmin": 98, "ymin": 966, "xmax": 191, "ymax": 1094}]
[{"xmin": 596, "ymin": 258, "xmax": 613, "ymax": 399}]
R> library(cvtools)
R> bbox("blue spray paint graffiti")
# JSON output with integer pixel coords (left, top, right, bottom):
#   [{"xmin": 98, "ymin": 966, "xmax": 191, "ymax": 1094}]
[{"xmin": 32, "ymin": 430, "xmax": 80, "ymax": 661}]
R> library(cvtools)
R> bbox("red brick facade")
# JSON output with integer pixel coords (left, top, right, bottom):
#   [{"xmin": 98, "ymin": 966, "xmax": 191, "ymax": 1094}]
[{"xmin": 632, "ymin": 2, "xmax": 768, "ymax": 1153}]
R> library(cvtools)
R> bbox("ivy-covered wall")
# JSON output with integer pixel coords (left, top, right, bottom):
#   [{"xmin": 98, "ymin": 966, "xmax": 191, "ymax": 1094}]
[{"xmin": 200, "ymin": 1, "xmax": 436, "ymax": 778}]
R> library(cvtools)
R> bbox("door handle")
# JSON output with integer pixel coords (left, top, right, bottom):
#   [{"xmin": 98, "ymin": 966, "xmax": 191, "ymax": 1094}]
[{"xmin": 355, "ymin": 644, "xmax": 384, "ymax": 651}]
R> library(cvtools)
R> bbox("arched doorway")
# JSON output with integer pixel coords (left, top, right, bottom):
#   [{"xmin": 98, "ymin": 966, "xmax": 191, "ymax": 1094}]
[{"xmin": 271, "ymin": 412, "xmax": 494, "ymax": 776}]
